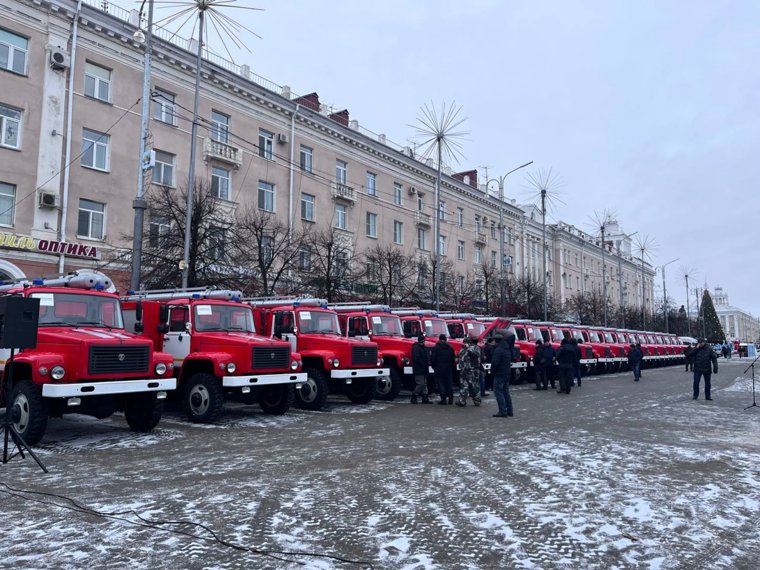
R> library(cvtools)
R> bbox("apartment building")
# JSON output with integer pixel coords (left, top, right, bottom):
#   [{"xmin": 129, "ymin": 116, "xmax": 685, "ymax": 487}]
[
  {"xmin": 712, "ymin": 287, "xmax": 758, "ymax": 342},
  {"xmin": 0, "ymin": 0, "xmax": 654, "ymax": 316}
]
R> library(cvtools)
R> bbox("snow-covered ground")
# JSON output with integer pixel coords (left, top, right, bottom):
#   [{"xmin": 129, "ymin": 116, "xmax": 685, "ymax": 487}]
[{"xmin": 2, "ymin": 360, "xmax": 759, "ymax": 569}]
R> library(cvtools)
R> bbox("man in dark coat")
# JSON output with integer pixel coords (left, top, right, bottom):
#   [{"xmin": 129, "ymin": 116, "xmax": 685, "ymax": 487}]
[
  {"xmin": 684, "ymin": 343, "xmax": 694, "ymax": 372},
  {"xmin": 692, "ymin": 337, "xmax": 718, "ymax": 400},
  {"xmin": 628, "ymin": 343, "xmax": 643, "ymax": 381},
  {"xmin": 491, "ymin": 332, "xmax": 514, "ymax": 417},
  {"xmin": 482, "ymin": 337, "xmax": 496, "ymax": 395},
  {"xmin": 571, "ymin": 338, "xmax": 583, "ymax": 387},
  {"xmin": 555, "ymin": 338, "xmax": 576, "ymax": 394},
  {"xmin": 533, "ymin": 339, "xmax": 555, "ymax": 391},
  {"xmin": 410, "ymin": 334, "xmax": 432, "ymax": 404},
  {"xmin": 430, "ymin": 334, "xmax": 455, "ymax": 405}
]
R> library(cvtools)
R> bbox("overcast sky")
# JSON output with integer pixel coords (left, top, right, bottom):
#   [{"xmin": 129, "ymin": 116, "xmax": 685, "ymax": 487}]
[{"xmin": 116, "ymin": 0, "xmax": 759, "ymax": 317}]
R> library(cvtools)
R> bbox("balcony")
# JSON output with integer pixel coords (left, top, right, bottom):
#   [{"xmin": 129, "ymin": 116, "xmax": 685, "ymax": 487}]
[
  {"xmin": 415, "ymin": 211, "xmax": 432, "ymax": 227},
  {"xmin": 203, "ymin": 138, "xmax": 243, "ymax": 168},
  {"xmin": 473, "ymin": 230, "xmax": 487, "ymax": 245},
  {"xmin": 331, "ymin": 182, "xmax": 356, "ymax": 203}
]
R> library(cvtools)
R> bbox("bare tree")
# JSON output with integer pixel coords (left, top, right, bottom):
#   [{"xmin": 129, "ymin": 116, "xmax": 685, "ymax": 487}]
[
  {"xmin": 362, "ymin": 244, "xmax": 418, "ymax": 306},
  {"xmin": 411, "ymin": 254, "xmax": 454, "ymax": 309},
  {"xmin": 300, "ymin": 226, "xmax": 356, "ymax": 303},
  {"xmin": 442, "ymin": 271, "xmax": 480, "ymax": 312},
  {"xmin": 475, "ymin": 262, "xmax": 500, "ymax": 315}
]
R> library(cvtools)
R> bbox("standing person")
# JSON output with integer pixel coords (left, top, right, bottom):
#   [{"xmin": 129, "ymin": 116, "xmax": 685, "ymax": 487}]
[
  {"xmin": 456, "ymin": 337, "xmax": 482, "ymax": 407},
  {"xmin": 491, "ymin": 332, "xmax": 514, "ymax": 417},
  {"xmin": 692, "ymin": 337, "xmax": 718, "ymax": 400},
  {"xmin": 534, "ymin": 340, "xmax": 546, "ymax": 391},
  {"xmin": 410, "ymin": 334, "xmax": 432, "ymax": 404},
  {"xmin": 534, "ymin": 340, "xmax": 555, "ymax": 391},
  {"xmin": 555, "ymin": 338, "xmax": 576, "ymax": 394},
  {"xmin": 431, "ymin": 334, "xmax": 455, "ymax": 405},
  {"xmin": 628, "ymin": 343, "xmax": 643, "ymax": 381},
  {"xmin": 482, "ymin": 337, "xmax": 496, "ymax": 396},
  {"xmin": 721, "ymin": 342, "xmax": 729, "ymax": 360},
  {"xmin": 571, "ymin": 338, "xmax": 583, "ymax": 387},
  {"xmin": 684, "ymin": 343, "xmax": 694, "ymax": 372}
]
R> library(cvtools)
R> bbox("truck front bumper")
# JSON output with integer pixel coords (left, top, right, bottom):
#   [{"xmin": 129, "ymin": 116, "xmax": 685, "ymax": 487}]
[
  {"xmin": 222, "ymin": 372, "xmax": 307, "ymax": 388},
  {"xmin": 42, "ymin": 378, "xmax": 176, "ymax": 398},
  {"xmin": 331, "ymin": 368, "xmax": 390, "ymax": 382}
]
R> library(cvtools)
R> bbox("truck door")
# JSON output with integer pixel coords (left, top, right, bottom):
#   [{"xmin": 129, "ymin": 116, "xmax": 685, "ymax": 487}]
[
  {"xmin": 163, "ymin": 305, "xmax": 191, "ymax": 365},
  {"xmin": 274, "ymin": 310, "xmax": 297, "ymax": 353}
]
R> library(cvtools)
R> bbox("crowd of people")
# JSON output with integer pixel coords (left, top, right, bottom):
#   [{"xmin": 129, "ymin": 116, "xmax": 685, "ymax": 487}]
[{"xmin": 411, "ymin": 332, "xmax": 723, "ymax": 417}]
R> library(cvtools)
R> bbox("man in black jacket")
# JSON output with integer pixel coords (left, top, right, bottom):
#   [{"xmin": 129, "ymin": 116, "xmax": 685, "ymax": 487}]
[
  {"xmin": 491, "ymin": 332, "xmax": 514, "ymax": 417},
  {"xmin": 555, "ymin": 338, "xmax": 576, "ymax": 394},
  {"xmin": 534, "ymin": 340, "xmax": 555, "ymax": 391},
  {"xmin": 628, "ymin": 343, "xmax": 643, "ymax": 382},
  {"xmin": 692, "ymin": 338, "xmax": 718, "ymax": 400},
  {"xmin": 410, "ymin": 334, "xmax": 432, "ymax": 404},
  {"xmin": 431, "ymin": 334, "xmax": 455, "ymax": 405}
]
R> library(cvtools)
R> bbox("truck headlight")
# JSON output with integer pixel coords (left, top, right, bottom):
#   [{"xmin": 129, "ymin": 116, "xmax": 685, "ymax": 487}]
[
  {"xmin": 291, "ymin": 360, "xmax": 299, "ymax": 371},
  {"xmin": 377, "ymin": 358, "xmax": 383, "ymax": 366},
  {"xmin": 402, "ymin": 357, "xmax": 410, "ymax": 366},
  {"xmin": 331, "ymin": 358, "xmax": 340, "ymax": 368},
  {"xmin": 155, "ymin": 363, "xmax": 167, "ymax": 375},
  {"xmin": 226, "ymin": 362, "xmax": 237, "ymax": 374},
  {"xmin": 51, "ymin": 366, "xmax": 66, "ymax": 380}
]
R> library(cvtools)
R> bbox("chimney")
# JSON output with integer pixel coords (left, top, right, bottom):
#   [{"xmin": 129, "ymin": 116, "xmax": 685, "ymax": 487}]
[
  {"xmin": 328, "ymin": 109, "xmax": 349, "ymax": 127},
  {"xmin": 452, "ymin": 169, "xmax": 478, "ymax": 189},
  {"xmin": 293, "ymin": 92, "xmax": 320, "ymax": 112}
]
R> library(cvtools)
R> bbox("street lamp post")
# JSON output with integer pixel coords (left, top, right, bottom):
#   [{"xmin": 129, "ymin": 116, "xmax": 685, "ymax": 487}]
[
  {"xmin": 130, "ymin": 0, "xmax": 154, "ymax": 291},
  {"xmin": 616, "ymin": 231, "xmax": 637, "ymax": 328},
  {"xmin": 486, "ymin": 160, "xmax": 532, "ymax": 316},
  {"xmin": 659, "ymin": 257, "xmax": 679, "ymax": 332},
  {"xmin": 684, "ymin": 272, "xmax": 691, "ymax": 336}
]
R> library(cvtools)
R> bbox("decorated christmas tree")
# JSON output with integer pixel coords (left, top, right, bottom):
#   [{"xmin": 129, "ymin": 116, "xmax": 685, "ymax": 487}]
[{"xmin": 700, "ymin": 290, "xmax": 725, "ymax": 343}]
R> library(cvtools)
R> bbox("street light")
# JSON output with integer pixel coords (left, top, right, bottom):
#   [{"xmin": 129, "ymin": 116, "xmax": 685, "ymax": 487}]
[
  {"xmin": 616, "ymin": 231, "xmax": 637, "ymax": 328},
  {"xmin": 486, "ymin": 160, "xmax": 533, "ymax": 316},
  {"xmin": 130, "ymin": 0, "xmax": 154, "ymax": 291},
  {"xmin": 659, "ymin": 257, "xmax": 679, "ymax": 332}
]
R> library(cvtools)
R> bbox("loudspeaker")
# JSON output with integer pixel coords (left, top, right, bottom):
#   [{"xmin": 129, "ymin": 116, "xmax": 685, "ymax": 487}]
[{"xmin": 0, "ymin": 296, "xmax": 40, "ymax": 349}]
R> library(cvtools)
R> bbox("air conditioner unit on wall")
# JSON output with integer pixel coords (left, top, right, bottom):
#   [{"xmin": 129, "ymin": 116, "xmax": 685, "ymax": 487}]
[
  {"xmin": 39, "ymin": 192, "xmax": 60, "ymax": 208},
  {"xmin": 276, "ymin": 133, "xmax": 288, "ymax": 144},
  {"xmin": 49, "ymin": 48, "xmax": 70, "ymax": 70},
  {"xmin": 408, "ymin": 186, "xmax": 417, "ymax": 196}
]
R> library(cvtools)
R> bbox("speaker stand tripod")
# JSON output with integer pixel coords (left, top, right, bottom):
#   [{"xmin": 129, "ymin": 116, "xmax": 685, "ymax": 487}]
[
  {"xmin": 2, "ymin": 348, "xmax": 48, "ymax": 472},
  {"xmin": 744, "ymin": 355, "xmax": 759, "ymax": 411}
]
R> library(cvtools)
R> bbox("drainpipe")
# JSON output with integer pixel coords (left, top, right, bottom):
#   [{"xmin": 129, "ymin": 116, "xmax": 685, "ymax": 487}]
[
  {"xmin": 59, "ymin": 0, "xmax": 84, "ymax": 274},
  {"xmin": 287, "ymin": 104, "xmax": 299, "ymax": 244}
]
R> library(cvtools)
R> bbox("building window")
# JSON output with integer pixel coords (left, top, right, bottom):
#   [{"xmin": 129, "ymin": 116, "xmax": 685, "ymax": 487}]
[
  {"xmin": 152, "ymin": 150, "xmax": 175, "ymax": 186},
  {"xmin": 298, "ymin": 247, "xmax": 311, "ymax": 271},
  {"xmin": 335, "ymin": 251, "xmax": 348, "ymax": 279},
  {"xmin": 211, "ymin": 166, "xmax": 231, "ymax": 200},
  {"xmin": 418, "ymin": 228, "xmax": 428, "ymax": 251},
  {"xmin": 367, "ymin": 260, "xmax": 380, "ymax": 283},
  {"xmin": 153, "ymin": 88, "xmax": 176, "ymax": 125},
  {"xmin": 301, "ymin": 193, "xmax": 315, "ymax": 221},
  {"xmin": 336, "ymin": 160, "xmax": 347, "ymax": 184},
  {"xmin": 474, "ymin": 246, "xmax": 482, "ymax": 264},
  {"xmin": 457, "ymin": 240, "xmax": 465, "ymax": 260},
  {"xmin": 439, "ymin": 200, "xmax": 446, "ymax": 221},
  {"xmin": 491, "ymin": 221, "xmax": 497, "ymax": 239},
  {"xmin": 491, "ymin": 250, "xmax": 497, "ymax": 268},
  {"xmin": 393, "ymin": 220, "xmax": 403, "ymax": 244},
  {"xmin": 0, "ymin": 29, "xmax": 28, "ymax": 75},
  {"xmin": 393, "ymin": 182, "xmax": 403, "ymax": 206},
  {"xmin": 261, "ymin": 235, "xmax": 274, "ymax": 263},
  {"xmin": 211, "ymin": 110, "xmax": 229, "ymax": 144},
  {"xmin": 259, "ymin": 129, "xmax": 273, "ymax": 160},
  {"xmin": 457, "ymin": 275, "xmax": 465, "ymax": 292},
  {"xmin": 457, "ymin": 207, "xmax": 464, "ymax": 227},
  {"xmin": 366, "ymin": 172, "xmax": 377, "ymax": 196},
  {"xmin": 148, "ymin": 216, "xmax": 170, "ymax": 248},
  {"xmin": 417, "ymin": 194, "xmax": 425, "ymax": 211},
  {"xmin": 335, "ymin": 203, "xmax": 347, "ymax": 230},
  {"xmin": 209, "ymin": 226, "xmax": 227, "ymax": 261},
  {"xmin": 300, "ymin": 145, "xmax": 313, "ymax": 173},
  {"xmin": 475, "ymin": 215, "xmax": 481, "ymax": 233},
  {"xmin": 84, "ymin": 62, "xmax": 111, "ymax": 102},
  {"xmin": 438, "ymin": 235, "xmax": 447, "ymax": 256},
  {"xmin": 0, "ymin": 182, "xmax": 16, "ymax": 226},
  {"xmin": 258, "ymin": 181, "xmax": 275, "ymax": 212},
  {"xmin": 81, "ymin": 128, "xmax": 109, "ymax": 171},
  {"xmin": 0, "ymin": 104, "xmax": 21, "ymax": 149},
  {"xmin": 366, "ymin": 212, "xmax": 377, "ymax": 238},
  {"xmin": 77, "ymin": 198, "xmax": 105, "ymax": 240}
]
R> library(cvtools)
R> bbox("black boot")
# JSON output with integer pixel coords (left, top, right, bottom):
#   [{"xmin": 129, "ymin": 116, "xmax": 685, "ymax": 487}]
[
  {"xmin": 447, "ymin": 396, "xmax": 454, "ymax": 405},
  {"xmin": 421, "ymin": 395, "xmax": 432, "ymax": 404},
  {"xmin": 438, "ymin": 397, "xmax": 447, "ymax": 405},
  {"xmin": 410, "ymin": 395, "xmax": 419, "ymax": 404}
]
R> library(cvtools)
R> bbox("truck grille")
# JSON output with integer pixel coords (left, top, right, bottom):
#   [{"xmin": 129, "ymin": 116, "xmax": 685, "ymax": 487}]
[
  {"xmin": 352, "ymin": 345, "xmax": 378, "ymax": 366},
  {"xmin": 252, "ymin": 346, "xmax": 290, "ymax": 370},
  {"xmin": 604, "ymin": 347, "xmax": 611, "ymax": 357},
  {"xmin": 89, "ymin": 345, "xmax": 149, "ymax": 375}
]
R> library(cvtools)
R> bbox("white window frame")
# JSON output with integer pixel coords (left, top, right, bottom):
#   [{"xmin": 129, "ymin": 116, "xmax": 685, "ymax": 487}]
[
  {"xmin": 457, "ymin": 240, "xmax": 465, "ymax": 261},
  {"xmin": 336, "ymin": 160, "xmax": 347, "ymax": 185},
  {"xmin": 0, "ymin": 29, "xmax": 28, "ymax": 75},
  {"xmin": 81, "ymin": 128, "xmax": 110, "ymax": 171},
  {"xmin": 259, "ymin": 129, "xmax": 274, "ymax": 160},
  {"xmin": 0, "ymin": 104, "xmax": 22, "ymax": 149},
  {"xmin": 335, "ymin": 203, "xmax": 347, "ymax": 230},
  {"xmin": 84, "ymin": 62, "xmax": 111, "ymax": 103},
  {"xmin": 393, "ymin": 220, "xmax": 403, "ymax": 245},
  {"xmin": 366, "ymin": 172, "xmax": 377, "ymax": 196},
  {"xmin": 149, "ymin": 216, "xmax": 171, "ymax": 248},
  {"xmin": 393, "ymin": 182, "xmax": 403, "ymax": 206},
  {"xmin": 366, "ymin": 212, "xmax": 378, "ymax": 238},
  {"xmin": 438, "ymin": 200, "xmax": 446, "ymax": 221},
  {"xmin": 209, "ymin": 225, "xmax": 227, "ymax": 261},
  {"xmin": 301, "ymin": 193, "xmax": 315, "ymax": 222},
  {"xmin": 457, "ymin": 207, "xmax": 464, "ymax": 227},
  {"xmin": 474, "ymin": 246, "xmax": 482, "ymax": 264},
  {"xmin": 0, "ymin": 182, "xmax": 16, "ymax": 226},
  {"xmin": 299, "ymin": 247, "xmax": 312, "ymax": 271},
  {"xmin": 211, "ymin": 110, "xmax": 229, "ymax": 144},
  {"xmin": 491, "ymin": 250, "xmax": 497, "ymax": 268},
  {"xmin": 261, "ymin": 235, "xmax": 274, "ymax": 263},
  {"xmin": 153, "ymin": 88, "xmax": 177, "ymax": 125},
  {"xmin": 258, "ymin": 180, "xmax": 275, "ymax": 212},
  {"xmin": 418, "ymin": 228, "xmax": 428, "ymax": 251},
  {"xmin": 77, "ymin": 198, "xmax": 105, "ymax": 240},
  {"xmin": 438, "ymin": 235, "xmax": 447, "ymax": 256},
  {"xmin": 152, "ymin": 150, "xmax": 175, "ymax": 187},
  {"xmin": 211, "ymin": 166, "xmax": 231, "ymax": 200},
  {"xmin": 300, "ymin": 145, "xmax": 313, "ymax": 173},
  {"xmin": 491, "ymin": 221, "xmax": 497, "ymax": 240}
]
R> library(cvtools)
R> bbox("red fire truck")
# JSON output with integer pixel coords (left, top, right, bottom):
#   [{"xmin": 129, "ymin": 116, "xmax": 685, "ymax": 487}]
[
  {"xmin": 121, "ymin": 288, "xmax": 305, "ymax": 422},
  {"xmin": 249, "ymin": 297, "xmax": 389, "ymax": 410},
  {"xmin": 0, "ymin": 272, "xmax": 175, "ymax": 445},
  {"xmin": 437, "ymin": 313, "xmax": 486, "ymax": 341}
]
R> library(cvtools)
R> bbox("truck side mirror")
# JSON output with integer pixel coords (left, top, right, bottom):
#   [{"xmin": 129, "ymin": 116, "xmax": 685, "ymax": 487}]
[
  {"xmin": 135, "ymin": 300, "xmax": 143, "ymax": 322},
  {"xmin": 158, "ymin": 304, "xmax": 169, "ymax": 322},
  {"xmin": 134, "ymin": 322, "xmax": 144, "ymax": 333}
]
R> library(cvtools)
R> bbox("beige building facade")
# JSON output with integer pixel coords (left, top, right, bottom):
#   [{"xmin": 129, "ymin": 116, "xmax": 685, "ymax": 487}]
[{"xmin": 712, "ymin": 287, "xmax": 758, "ymax": 342}]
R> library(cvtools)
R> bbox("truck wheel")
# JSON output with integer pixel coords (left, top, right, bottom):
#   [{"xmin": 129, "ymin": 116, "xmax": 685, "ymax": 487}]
[
  {"xmin": 9, "ymin": 380, "xmax": 48, "ymax": 446},
  {"xmin": 124, "ymin": 392, "xmax": 163, "ymax": 432},
  {"xmin": 295, "ymin": 368, "xmax": 329, "ymax": 411},
  {"xmin": 346, "ymin": 377, "xmax": 377, "ymax": 404},
  {"xmin": 259, "ymin": 385, "xmax": 294, "ymax": 415},
  {"xmin": 376, "ymin": 367, "xmax": 402, "ymax": 401},
  {"xmin": 183, "ymin": 373, "xmax": 224, "ymax": 423}
]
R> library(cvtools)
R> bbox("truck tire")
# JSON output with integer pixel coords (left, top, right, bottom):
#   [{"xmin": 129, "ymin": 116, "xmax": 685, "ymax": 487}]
[
  {"xmin": 124, "ymin": 392, "xmax": 163, "ymax": 432},
  {"xmin": 376, "ymin": 367, "xmax": 402, "ymax": 401},
  {"xmin": 346, "ymin": 377, "xmax": 376, "ymax": 404},
  {"xmin": 183, "ymin": 373, "xmax": 225, "ymax": 423},
  {"xmin": 259, "ymin": 384, "xmax": 294, "ymax": 415},
  {"xmin": 9, "ymin": 380, "xmax": 48, "ymax": 446},
  {"xmin": 295, "ymin": 368, "xmax": 329, "ymax": 411}
]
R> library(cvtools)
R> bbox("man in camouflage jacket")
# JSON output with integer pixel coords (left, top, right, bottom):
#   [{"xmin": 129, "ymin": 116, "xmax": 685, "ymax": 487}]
[{"xmin": 456, "ymin": 337, "xmax": 482, "ymax": 407}]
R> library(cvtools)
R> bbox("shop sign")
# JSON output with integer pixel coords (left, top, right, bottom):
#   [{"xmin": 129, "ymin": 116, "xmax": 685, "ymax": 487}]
[{"xmin": 0, "ymin": 232, "xmax": 99, "ymax": 259}]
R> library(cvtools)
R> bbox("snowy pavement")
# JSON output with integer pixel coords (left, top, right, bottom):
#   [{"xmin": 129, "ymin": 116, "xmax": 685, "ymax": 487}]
[{"xmin": 2, "ymin": 359, "xmax": 760, "ymax": 569}]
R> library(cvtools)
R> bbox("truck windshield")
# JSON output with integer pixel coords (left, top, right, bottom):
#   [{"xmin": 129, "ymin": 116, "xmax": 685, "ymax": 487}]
[
  {"xmin": 298, "ymin": 310, "xmax": 341, "ymax": 334},
  {"xmin": 551, "ymin": 329, "xmax": 564, "ymax": 342},
  {"xmin": 194, "ymin": 303, "xmax": 255, "ymax": 332},
  {"xmin": 32, "ymin": 292, "xmax": 124, "ymax": 328},
  {"xmin": 526, "ymin": 327, "xmax": 542, "ymax": 341},
  {"xmin": 588, "ymin": 331, "xmax": 601, "ymax": 342},
  {"xmin": 424, "ymin": 318, "xmax": 449, "ymax": 337},
  {"xmin": 465, "ymin": 322, "xmax": 485, "ymax": 337},
  {"xmin": 371, "ymin": 315, "xmax": 403, "ymax": 336},
  {"xmin": 515, "ymin": 327, "xmax": 527, "ymax": 341},
  {"xmin": 604, "ymin": 333, "xmax": 615, "ymax": 343},
  {"xmin": 573, "ymin": 330, "xmax": 584, "ymax": 341}
]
